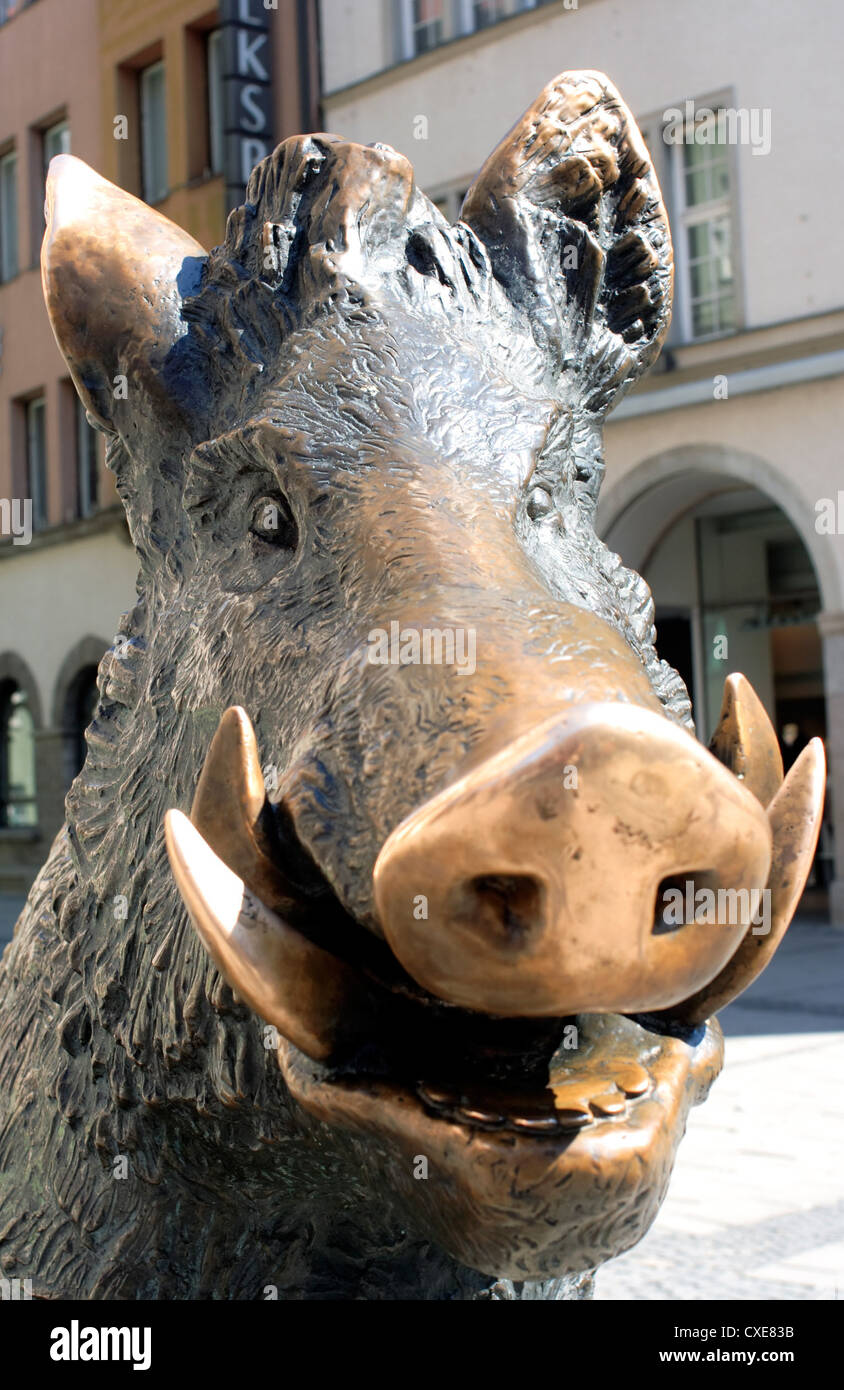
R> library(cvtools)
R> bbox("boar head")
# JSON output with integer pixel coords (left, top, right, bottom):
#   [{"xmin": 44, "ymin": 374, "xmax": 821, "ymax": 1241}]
[{"xmin": 41, "ymin": 71, "xmax": 824, "ymax": 1286}]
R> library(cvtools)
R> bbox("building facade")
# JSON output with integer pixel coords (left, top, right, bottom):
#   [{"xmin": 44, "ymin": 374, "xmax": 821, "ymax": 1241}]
[
  {"xmin": 0, "ymin": 0, "xmax": 318, "ymax": 899},
  {"xmin": 319, "ymin": 0, "xmax": 844, "ymax": 917}
]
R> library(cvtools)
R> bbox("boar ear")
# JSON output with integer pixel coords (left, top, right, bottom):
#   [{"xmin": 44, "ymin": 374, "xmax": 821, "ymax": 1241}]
[
  {"xmin": 461, "ymin": 71, "xmax": 673, "ymax": 417},
  {"xmin": 41, "ymin": 155, "xmax": 207, "ymax": 434}
]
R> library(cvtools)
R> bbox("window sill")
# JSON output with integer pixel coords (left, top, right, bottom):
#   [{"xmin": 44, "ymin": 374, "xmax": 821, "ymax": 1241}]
[{"xmin": 0, "ymin": 827, "xmax": 41, "ymax": 843}]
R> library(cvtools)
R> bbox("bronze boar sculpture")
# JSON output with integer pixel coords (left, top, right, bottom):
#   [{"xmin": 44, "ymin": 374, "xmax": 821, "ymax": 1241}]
[{"xmin": 0, "ymin": 71, "xmax": 824, "ymax": 1300}]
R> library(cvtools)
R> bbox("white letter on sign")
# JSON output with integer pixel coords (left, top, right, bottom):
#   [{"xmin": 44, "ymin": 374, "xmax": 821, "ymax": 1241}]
[
  {"xmin": 237, "ymin": 29, "xmax": 269, "ymax": 80},
  {"xmin": 241, "ymin": 137, "xmax": 270, "ymax": 183},
  {"xmin": 240, "ymin": 84, "xmax": 266, "ymax": 133}
]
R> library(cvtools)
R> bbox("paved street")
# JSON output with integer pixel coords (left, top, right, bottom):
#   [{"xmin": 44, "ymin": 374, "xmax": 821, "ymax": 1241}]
[{"xmin": 596, "ymin": 918, "xmax": 844, "ymax": 1300}]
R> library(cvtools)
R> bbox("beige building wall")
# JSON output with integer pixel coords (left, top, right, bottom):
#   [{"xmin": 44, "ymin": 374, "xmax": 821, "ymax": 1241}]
[{"xmin": 321, "ymin": 0, "xmax": 842, "ymax": 326}]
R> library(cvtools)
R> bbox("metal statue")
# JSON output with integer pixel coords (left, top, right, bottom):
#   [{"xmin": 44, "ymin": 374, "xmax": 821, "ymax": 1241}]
[{"xmin": 0, "ymin": 71, "xmax": 824, "ymax": 1299}]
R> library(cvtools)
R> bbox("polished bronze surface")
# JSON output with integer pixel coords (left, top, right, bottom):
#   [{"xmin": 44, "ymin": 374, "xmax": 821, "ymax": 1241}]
[
  {"xmin": 0, "ymin": 69, "xmax": 823, "ymax": 1300},
  {"xmin": 675, "ymin": 738, "xmax": 825, "ymax": 1025},
  {"xmin": 374, "ymin": 701, "xmax": 772, "ymax": 1017},
  {"xmin": 709, "ymin": 672, "xmax": 784, "ymax": 807},
  {"xmin": 279, "ymin": 1015, "xmax": 724, "ymax": 1280}
]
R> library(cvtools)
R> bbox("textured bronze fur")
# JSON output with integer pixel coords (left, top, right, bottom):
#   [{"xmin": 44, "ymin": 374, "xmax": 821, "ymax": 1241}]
[{"xmin": 0, "ymin": 72, "xmax": 810, "ymax": 1299}]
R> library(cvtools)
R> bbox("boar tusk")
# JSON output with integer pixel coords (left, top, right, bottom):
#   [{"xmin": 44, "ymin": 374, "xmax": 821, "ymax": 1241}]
[
  {"xmin": 164, "ymin": 809, "xmax": 374, "ymax": 1063},
  {"xmin": 709, "ymin": 674, "xmax": 784, "ymax": 808},
  {"xmin": 670, "ymin": 739, "xmax": 825, "ymax": 1025},
  {"xmin": 190, "ymin": 706, "xmax": 298, "ymax": 916}
]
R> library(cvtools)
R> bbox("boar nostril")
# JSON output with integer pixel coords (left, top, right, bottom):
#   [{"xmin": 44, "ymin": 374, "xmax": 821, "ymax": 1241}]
[
  {"xmin": 458, "ymin": 874, "xmax": 544, "ymax": 951},
  {"xmin": 652, "ymin": 870, "xmax": 720, "ymax": 935}
]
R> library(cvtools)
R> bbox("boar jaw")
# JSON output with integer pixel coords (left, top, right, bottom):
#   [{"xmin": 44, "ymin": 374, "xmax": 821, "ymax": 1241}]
[
  {"xmin": 164, "ymin": 689, "xmax": 821, "ymax": 1279},
  {"xmin": 277, "ymin": 1017, "xmax": 723, "ymax": 1281},
  {"xmin": 166, "ymin": 753, "xmax": 726, "ymax": 1281}
]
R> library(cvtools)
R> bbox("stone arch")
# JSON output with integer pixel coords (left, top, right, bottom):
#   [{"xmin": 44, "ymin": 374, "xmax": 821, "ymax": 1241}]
[
  {"xmin": 51, "ymin": 636, "xmax": 109, "ymax": 730},
  {"xmin": 51, "ymin": 636, "xmax": 109, "ymax": 790},
  {"xmin": 597, "ymin": 444, "xmax": 840, "ymax": 615},
  {"xmin": 0, "ymin": 652, "xmax": 43, "ymax": 730}
]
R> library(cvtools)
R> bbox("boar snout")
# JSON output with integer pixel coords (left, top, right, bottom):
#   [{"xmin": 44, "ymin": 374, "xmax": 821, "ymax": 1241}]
[{"xmin": 373, "ymin": 702, "xmax": 772, "ymax": 1017}]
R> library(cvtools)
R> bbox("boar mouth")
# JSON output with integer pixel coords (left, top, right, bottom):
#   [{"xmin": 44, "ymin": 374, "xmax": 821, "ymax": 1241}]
[
  {"xmin": 165, "ymin": 684, "xmax": 823, "ymax": 1142},
  {"xmin": 163, "ymin": 706, "xmax": 679, "ymax": 1136},
  {"xmin": 166, "ymin": 788, "xmax": 702, "ymax": 1141},
  {"xmin": 164, "ymin": 693, "xmax": 823, "ymax": 1278}
]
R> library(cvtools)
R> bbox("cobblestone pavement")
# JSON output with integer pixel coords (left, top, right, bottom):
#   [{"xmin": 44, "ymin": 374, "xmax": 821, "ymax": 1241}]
[{"xmin": 596, "ymin": 918, "xmax": 844, "ymax": 1300}]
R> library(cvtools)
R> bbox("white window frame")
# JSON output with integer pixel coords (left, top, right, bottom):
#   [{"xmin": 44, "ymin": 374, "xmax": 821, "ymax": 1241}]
[
  {"xmin": 671, "ymin": 124, "xmax": 736, "ymax": 343},
  {"xmin": 140, "ymin": 59, "xmax": 168, "ymax": 204},
  {"xmin": 0, "ymin": 148, "xmax": 18, "ymax": 283},
  {"xmin": 637, "ymin": 93, "xmax": 743, "ymax": 348}
]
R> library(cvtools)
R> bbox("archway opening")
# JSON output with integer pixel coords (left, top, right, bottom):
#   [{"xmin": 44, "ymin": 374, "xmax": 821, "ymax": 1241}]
[
  {"xmin": 0, "ymin": 679, "xmax": 38, "ymax": 828},
  {"xmin": 604, "ymin": 473, "xmax": 831, "ymax": 902},
  {"xmin": 63, "ymin": 664, "xmax": 99, "ymax": 786}
]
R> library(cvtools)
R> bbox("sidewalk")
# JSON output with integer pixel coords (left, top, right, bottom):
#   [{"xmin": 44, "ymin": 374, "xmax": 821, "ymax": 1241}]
[{"xmin": 596, "ymin": 917, "xmax": 844, "ymax": 1300}]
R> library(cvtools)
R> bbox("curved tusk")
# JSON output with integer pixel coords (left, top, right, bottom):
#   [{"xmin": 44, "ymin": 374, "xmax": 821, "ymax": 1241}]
[
  {"xmin": 164, "ymin": 808, "xmax": 374, "ymax": 1062},
  {"xmin": 709, "ymin": 673, "xmax": 784, "ymax": 808},
  {"xmin": 673, "ymin": 738, "xmax": 825, "ymax": 1024},
  {"xmin": 190, "ymin": 705, "xmax": 296, "ymax": 915}
]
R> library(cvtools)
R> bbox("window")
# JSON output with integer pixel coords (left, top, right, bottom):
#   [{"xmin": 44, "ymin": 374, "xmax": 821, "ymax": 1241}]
[
  {"xmin": 0, "ymin": 149, "xmax": 18, "ymax": 282},
  {"xmin": 399, "ymin": 0, "xmax": 534, "ymax": 56},
  {"xmin": 38, "ymin": 119, "xmax": 70, "ymax": 240},
  {"xmin": 140, "ymin": 60, "xmax": 168, "ymax": 203},
  {"xmin": 43, "ymin": 118, "xmax": 70, "ymax": 175},
  {"xmin": 207, "ymin": 29, "xmax": 223, "ymax": 176},
  {"xmin": 0, "ymin": 0, "xmax": 37, "ymax": 24},
  {"xmin": 672, "ymin": 113, "xmax": 736, "ymax": 339},
  {"xmin": 26, "ymin": 396, "xmax": 47, "ymax": 530},
  {"xmin": 76, "ymin": 398, "xmax": 98, "ymax": 518},
  {"xmin": 0, "ymin": 681, "xmax": 37, "ymax": 828},
  {"xmin": 409, "ymin": 0, "xmax": 446, "ymax": 54},
  {"xmin": 472, "ymin": 1, "xmax": 510, "ymax": 27}
]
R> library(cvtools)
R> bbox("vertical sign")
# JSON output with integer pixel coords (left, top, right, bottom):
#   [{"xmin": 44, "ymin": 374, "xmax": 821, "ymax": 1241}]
[{"xmin": 220, "ymin": 0, "xmax": 274, "ymax": 212}]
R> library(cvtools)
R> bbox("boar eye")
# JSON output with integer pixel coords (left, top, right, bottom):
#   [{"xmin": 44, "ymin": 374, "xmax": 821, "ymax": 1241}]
[{"xmin": 249, "ymin": 494, "xmax": 299, "ymax": 550}]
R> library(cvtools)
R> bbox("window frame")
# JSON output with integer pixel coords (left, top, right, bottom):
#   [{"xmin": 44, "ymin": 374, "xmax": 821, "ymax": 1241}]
[
  {"xmin": 42, "ymin": 117, "xmax": 70, "ymax": 176},
  {"xmin": 0, "ymin": 146, "xmax": 19, "ymax": 283},
  {"xmin": 139, "ymin": 58, "xmax": 168, "ymax": 204},
  {"xmin": 638, "ymin": 90, "xmax": 745, "ymax": 347},
  {"xmin": 397, "ymin": 0, "xmax": 538, "ymax": 60},
  {"xmin": 75, "ymin": 397, "xmax": 99, "ymax": 519},
  {"xmin": 25, "ymin": 395, "xmax": 47, "ymax": 531},
  {"xmin": 670, "ymin": 123, "xmax": 737, "ymax": 342},
  {"xmin": 207, "ymin": 28, "xmax": 224, "ymax": 177}
]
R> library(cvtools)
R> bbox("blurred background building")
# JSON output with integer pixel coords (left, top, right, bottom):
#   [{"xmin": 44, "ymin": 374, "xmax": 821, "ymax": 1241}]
[
  {"xmin": 1, "ymin": 0, "xmax": 842, "ymax": 923},
  {"xmin": 0, "ymin": 0, "xmax": 318, "ymax": 902}
]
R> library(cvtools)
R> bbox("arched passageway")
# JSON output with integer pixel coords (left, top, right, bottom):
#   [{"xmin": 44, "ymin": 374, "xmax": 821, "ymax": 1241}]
[{"xmin": 600, "ymin": 450, "xmax": 836, "ymax": 911}]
